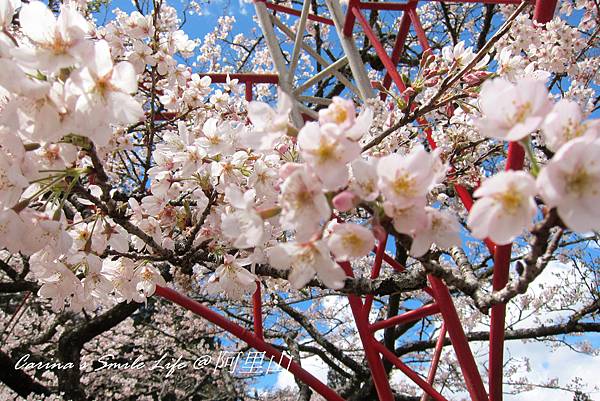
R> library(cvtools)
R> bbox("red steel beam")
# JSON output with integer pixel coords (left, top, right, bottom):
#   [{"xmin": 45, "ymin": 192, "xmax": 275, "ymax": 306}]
[
  {"xmin": 381, "ymin": 12, "xmax": 412, "ymax": 100},
  {"xmin": 253, "ymin": 282, "xmax": 264, "ymax": 339},
  {"xmin": 359, "ymin": 2, "xmax": 410, "ymax": 10},
  {"xmin": 373, "ymin": 341, "xmax": 448, "ymax": 401},
  {"xmin": 362, "ymin": 234, "xmax": 388, "ymax": 315},
  {"xmin": 339, "ymin": 262, "xmax": 396, "ymax": 401},
  {"xmin": 254, "ymin": 0, "xmax": 334, "ymax": 25},
  {"xmin": 428, "ymin": 276, "xmax": 488, "ymax": 401},
  {"xmin": 421, "ymin": 323, "xmax": 447, "ymax": 401},
  {"xmin": 407, "ymin": 6, "xmax": 430, "ymax": 51},
  {"xmin": 343, "ymin": 0, "xmax": 360, "ymax": 36},
  {"xmin": 370, "ymin": 303, "xmax": 441, "ymax": 332},
  {"xmin": 154, "ymin": 286, "xmax": 346, "ymax": 401},
  {"xmin": 353, "ymin": 7, "xmax": 406, "ymax": 93}
]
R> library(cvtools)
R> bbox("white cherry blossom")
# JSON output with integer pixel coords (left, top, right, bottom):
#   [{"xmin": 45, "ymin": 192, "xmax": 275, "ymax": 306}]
[
  {"xmin": 318, "ymin": 97, "xmax": 373, "ymax": 141},
  {"xmin": 0, "ymin": 149, "xmax": 29, "ymax": 209},
  {"xmin": 244, "ymin": 89, "xmax": 292, "ymax": 151},
  {"xmin": 134, "ymin": 263, "xmax": 166, "ymax": 298},
  {"xmin": 383, "ymin": 200, "xmax": 428, "ymax": 235},
  {"xmin": 541, "ymin": 99, "xmax": 599, "ymax": 152},
  {"xmin": 467, "ymin": 171, "xmax": 538, "ymax": 245},
  {"xmin": 377, "ymin": 146, "xmax": 445, "ymax": 208},
  {"xmin": 476, "ymin": 77, "xmax": 552, "ymax": 141},
  {"xmin": 537, "ymin": 136, "xmax": 600, "ymax": 232},
  {"xmin": 205, "ymin": 254, "xmax": 257, "ymax": 300},
  {"xmin": 297, "ymin": 122, "xmax": 360, "ymax": 190},
  {"xmin": 410, "ymin": 207, "xmax": 461, "ymax": 257},
  {"xmin": 16, "ymin": 1, "xmax": 90, "ymax": 72},
  {"xmin": 268, "ymin": 240, "xmax": 346, "ymax": 289},
  {"xmin": 279, "ymin": 167, "xmax": 331, "ymax": 242},
  {"xmin": 349, "ymin": 158, "xmax": 379, "ymax": 201},
  {"xmin": 66, "ymin": 40, "xmax": 143, "ymax": 146},
  {"xmin": 221, "ymin": 186, "xmax": 265, "ymax": 249},
  {"xmin": 327, "ymin": 223, "xmax": 375, "ymax": 261}
]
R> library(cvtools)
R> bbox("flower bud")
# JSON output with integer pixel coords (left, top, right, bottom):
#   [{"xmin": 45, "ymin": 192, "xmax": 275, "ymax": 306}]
[
  {"xmin": 332, "ymin": 191, "xmax": 357, "ymax": 212},
  {"xmin": 275, "ymin": 143, "xmax": 289, "ymax": 155}
]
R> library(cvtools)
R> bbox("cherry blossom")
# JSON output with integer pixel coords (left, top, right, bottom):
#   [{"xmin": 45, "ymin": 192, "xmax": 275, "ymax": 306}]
[
  {"xmin": 410, "ymin": 207, "xmax": 461, "ymax": 257},
  {"xmin": 467, "ymin": 171, "xmax": 538, "ymax": 245},
  {"xmin": 0, "ymin": 149, "xmax": 29, "ymax": 209},
  {"xmin": 279, "ymin": 166, "xmax": 331, "ymax": 241},
  {"xmin": 16, "ymin": 1, "xmax": 90, "ymax": 72},
  {"xmin": 476, "ymin": 77, "xmax": 552, "ymax": 141},
  {"xmin": 541, "ymin": 99, "xmax": 599, "ymax": 152},
  {"xmin": 268, "ymin": 240, "xmax": 346, "ymax": 289},
  {"xmin": 327, "ymin": 222, "xmax": 375, "ymax": 261},
  {"xmin": 221, "ymin": 186, "xmax": 265, "ymax": 249},
  {"xmin": 205, "ymin": 254, "xmax": 258, "ymax": 299},
  {"xmin": 297, "ymin": 122, "xmax": 361, "ymax": 189},
  {"xmin": 244, "ymin": 89, "xmax": 292, "ymax": 151},
  {"xmin": 349, "ymin": 158, "xmax": 379, "ymax": 201},
  {"xmin": 134, "ymin": 263, "xmax": 166, "ymax": 298},
  {"xmin": 537, "ymin": 136, "xmax": 600, "ymax": 232},
  {"xmin": 66, "ymin": 40, "xmax": 143, "ymax": 146},
  {"xmin": 377, "ymin": 146, "xmax": 445, "ymax": 208},
  {"xmin": 0, "ymin": 2, "xmax": 598, "ymax": 398}
]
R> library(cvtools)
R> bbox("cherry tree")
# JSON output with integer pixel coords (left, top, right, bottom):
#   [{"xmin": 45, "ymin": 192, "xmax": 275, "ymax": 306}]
[{"xmin": 0, "ymin": 0, "xmax": 599, "ymax": 400}]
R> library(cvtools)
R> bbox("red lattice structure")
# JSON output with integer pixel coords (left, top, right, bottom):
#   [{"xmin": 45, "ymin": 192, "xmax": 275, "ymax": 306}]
[{"xmin": 154, "ymin": 0, "xmax": 559, "ymax": 400}]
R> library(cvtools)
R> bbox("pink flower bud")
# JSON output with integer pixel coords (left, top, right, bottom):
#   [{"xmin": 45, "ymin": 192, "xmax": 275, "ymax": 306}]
[
  {"xmin": 425, "ymin": 77, "xmax": 439, "ymax": 87},
  {"xmin": 275, "ymin": 143, "xmax": 289, "ymax": 155},
  {"xmin": 403, "ymin": 87, "xmax": 416, "ymax": 97},
  {"xmin": 332, "ymin": 191, "xmax": 357, "ymax": 212}
]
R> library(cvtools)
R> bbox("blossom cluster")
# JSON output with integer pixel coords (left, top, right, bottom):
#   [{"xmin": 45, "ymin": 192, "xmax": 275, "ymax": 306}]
[{"xmin": 0, "ymin": 0, "xmax": 599, "ymax": 315}]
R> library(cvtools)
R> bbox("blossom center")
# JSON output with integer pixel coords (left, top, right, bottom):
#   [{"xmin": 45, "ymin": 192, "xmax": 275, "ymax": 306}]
[
  {"xmin": 512, "ymin": 101, "xmax": 532, "ymax": 124},
  {"xmin": 566, "ymin": 166, "xmax": 591, "ymax": 195},
  {"xmin": 342, "ymin": 232, "xmax": 364, "ymax": 249},
  {"xmin": 331, "ymin": 106, "xmax": 348, "ymax": 125},
  {"xmin": 314, "ymin": 140, "xmax": 337, "ymax": 163},
  {"xmin": 392, "ymin": 172, "xmax": 416, "ymax": 197},
  {"xmin": 495, "ymin": 190, "xmax": 523, "ymax": 214}
]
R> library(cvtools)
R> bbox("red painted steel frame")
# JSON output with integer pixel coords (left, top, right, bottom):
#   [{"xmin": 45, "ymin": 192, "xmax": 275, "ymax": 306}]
[
  {"xmin": 201, "ymin": 73, "xmax": 279, "ymax": 101},
  {"xmin": 154, "ymin": 286, "xmax": 345, "ymax": 401}
]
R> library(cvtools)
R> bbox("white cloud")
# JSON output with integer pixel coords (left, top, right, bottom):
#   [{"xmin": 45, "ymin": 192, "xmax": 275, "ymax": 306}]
[{"xmin": 275, "ymin": 354, "xmax": 329, "ymax": 390}]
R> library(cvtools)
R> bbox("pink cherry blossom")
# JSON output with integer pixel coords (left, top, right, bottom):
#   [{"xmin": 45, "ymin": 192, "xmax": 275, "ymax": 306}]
[
  {"xmin": 541, "ymin": 99, "xmax": 599, "ymax": 152},
  {"xmin": 410, "ymin": 207, "xmax": 461, "ymax": 257},
  {"xmin": 279, "ymin": 167, "xmax": 331, "ymax": 242},
  {"xmin": 205, "ymin": 254, "xmax": 258, "ymax": 300},
  {"xmin": 221, "ymin": 186, "xmax": 265, "ymax": 249},
  {"xmin": 243, "ymin": 89, "xmax": 292, "ymax": 151},
  {"xmin": 16, "ymin": 1, "xmax": 90, "ymax": 72}
]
